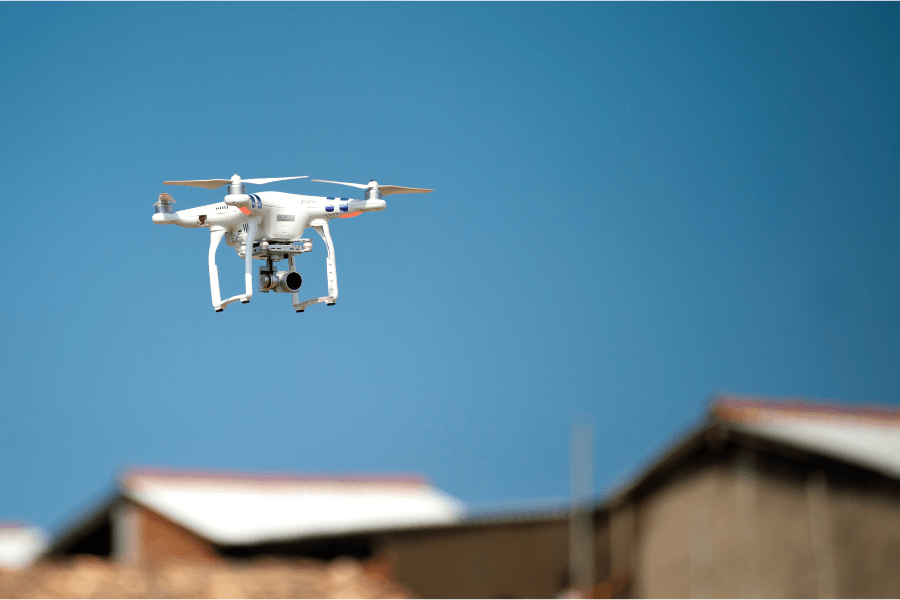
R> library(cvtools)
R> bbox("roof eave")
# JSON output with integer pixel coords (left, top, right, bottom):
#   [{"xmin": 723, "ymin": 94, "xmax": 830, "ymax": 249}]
[
  {"xmin": 603, "ymin": 414, "xmax": 900, "ymax": 512},
  {"xmin": 604, "ymin": 419, "xmax": 718, "ymax": 508},
  {"xmin": 40, "ymin": 491, "xmax": 121, "ymax": 560}
]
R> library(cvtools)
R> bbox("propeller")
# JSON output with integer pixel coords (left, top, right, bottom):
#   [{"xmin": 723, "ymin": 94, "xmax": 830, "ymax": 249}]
[
  {"xmin": 153, "ymin": 192, "xmax": 177, "ymax": 215},
  {"xmin": 312, "ymin": 179, "xmax": 433, "ymax": 196},
  {"xmin": 163, "ymin": 174, "xmax": 308, "ymax": 190},
  {"xmin": 154, "ymin": 193, "xmax": 176, "ymax": 206}
]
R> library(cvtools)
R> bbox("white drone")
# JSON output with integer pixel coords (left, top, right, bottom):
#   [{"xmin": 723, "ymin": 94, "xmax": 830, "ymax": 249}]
[{"xmin": 152, "ymin": 174, "xmax": 432, "ymax": 312}]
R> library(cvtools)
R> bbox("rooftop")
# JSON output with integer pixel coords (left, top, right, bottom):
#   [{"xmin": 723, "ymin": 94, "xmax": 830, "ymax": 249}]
[
  {"xmin": 123, "ymin": 467, "xmax": 465, "ymax": 546},
  {"xmin": 49, "ymin": 467, "xmax": 465, "ymax": 551},
  {"xmin": 715, "ymin": 395, "xmax": 900, "ymax": 480},
  {"xmin": 608, "ymin": 394, "xmax": 900, "ymax": 506},
  {"xmin": 0, "ymin": 523, "xmax": 47, "ymax": 569}
]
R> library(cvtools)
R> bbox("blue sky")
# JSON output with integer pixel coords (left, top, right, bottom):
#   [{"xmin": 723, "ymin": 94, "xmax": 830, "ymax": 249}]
[{"xmin": 1, "ymin": 2, "xmax": 897, "ymax": 533}]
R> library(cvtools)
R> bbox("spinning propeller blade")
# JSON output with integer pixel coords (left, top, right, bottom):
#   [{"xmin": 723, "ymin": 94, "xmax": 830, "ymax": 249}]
[
  {"xmin": 312, "ymin": 179, "xmax": 433, "ymax": 196},
  {"xmin": 378, "ymin": 185, "xmax": 434, "ymax": 195},
  {"xmin": 312, "ymin": 180, "xmax": 369, "ymax": 190},
  {"xmin": 163, "ymin": 175, "xmax": 308, "ymax": 189},
  {"xmin": 154, "ymin": 193, "xmax": 176, "ymax": 205},
  {"xmin": 240, "ymin": 176, "xmax": 309, "ymax": 185},
  {"xmin": 163, "ymin": 179, "xmax": 231, "ymax": 189}
]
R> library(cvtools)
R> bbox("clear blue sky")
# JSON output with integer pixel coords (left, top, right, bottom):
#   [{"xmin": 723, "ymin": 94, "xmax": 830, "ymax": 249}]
[{"xmin": 1, "ymin": 3, "xmax": 897, "ymax": 533}]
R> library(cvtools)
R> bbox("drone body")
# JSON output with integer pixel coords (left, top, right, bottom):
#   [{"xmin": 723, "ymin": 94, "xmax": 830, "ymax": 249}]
[{"xmin": 152, "ymin": 175, "xmax": 431, "ymax": 312}]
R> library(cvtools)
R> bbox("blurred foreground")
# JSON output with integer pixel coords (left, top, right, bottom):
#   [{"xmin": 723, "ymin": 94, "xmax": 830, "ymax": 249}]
[
  {"xmin": 6, "ymin": 394, "xmax": 900, "ymax": 598},
  {"xmin": 0, "ymin": 555, "xmax": 412, "ymax": 599}
]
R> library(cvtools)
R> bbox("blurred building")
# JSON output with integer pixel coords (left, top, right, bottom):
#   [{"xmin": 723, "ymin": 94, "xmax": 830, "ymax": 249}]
[
  {"xmin": 39, "ymin": 395, "xmax": 900, "ymax": 598},
  {"xmin": 376, "ymin": 506, "xmax": 572, "ymax": 598},
  {"xmin": 44, "ymin": 467, "xmax": 571, "ymax": 597},
  {"xmin": 594, "ymin": 395, "xmax": 900, "ymax": 598},
  {"xmin": 45, "ymin": 468, "xmax": 465, "ymax": 565},
  {"xmin": 0, "ymin": 522, "xmax": 46, "ymax": 569}
]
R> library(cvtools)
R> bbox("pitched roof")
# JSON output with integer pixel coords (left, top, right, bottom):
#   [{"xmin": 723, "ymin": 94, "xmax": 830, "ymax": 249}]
[
  {"xmin": 608, "ymin": 394, "xmax": 900, "ymax": 505},
  {"xmin": 0, "ymin": 523, "xmax": 47, "ymax": 569},
  {"xmin": 714, "ymin": 395, "xmax": 900, "ymax": 480},
  {"xmin": 119, "ymin": 467, "xmax": 465, "ymax": 546}
]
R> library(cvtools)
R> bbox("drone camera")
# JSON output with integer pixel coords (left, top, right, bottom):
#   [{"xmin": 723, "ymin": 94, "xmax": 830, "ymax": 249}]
[
  {"xmin": 277, "ymin": 271, "xmax": 303, "ymax": 292},
  {"xmin": 259, "ymin": 270, "xmax": 302, "ymax": 293}
]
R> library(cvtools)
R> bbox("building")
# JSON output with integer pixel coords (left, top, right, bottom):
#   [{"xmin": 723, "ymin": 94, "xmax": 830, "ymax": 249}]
[
  {"xmin": 596, "ymin": 395, "xmax": 900, "ymax": 598},
  {"xmin": 46, "ymin": 468, "xmax": 465, "ymax": 565},
  {"xmin": 42, "ymin": 395, "xmax": 900, "ymax": 598},
  {"xmin": 376, "ymin": 506, "xmax": 573, "ymax": 598},
  {"xmin": 44, "ymin": 467, "xmax": 574, "ymax": 597}
]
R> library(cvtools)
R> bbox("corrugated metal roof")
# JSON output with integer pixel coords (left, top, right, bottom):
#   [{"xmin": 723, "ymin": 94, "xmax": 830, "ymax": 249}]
[
  {"xmin": 120, "ymin": 468, "xmax": 465, "ymax": 546},
  {"xmin": 715, "ymin": 396, "xmax": 900, "ymax": 480},
  {"xmin": 0, "ymin": 524, "xmax": 47, "ymax": 569},
  {"xmin": 606, "ymin": 395, "xmax": 900, "ymax": 506}
]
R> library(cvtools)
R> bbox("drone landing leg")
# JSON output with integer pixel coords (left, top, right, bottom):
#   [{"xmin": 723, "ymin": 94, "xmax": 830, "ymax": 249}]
[
  {"xmin": 289, "ymin": 253, "xmax": 302, "ymax": 309},
  {"xmin": 294, "ymin": 219, "xmax": 338, "ymax": 313},
  {"xmin": 208, "ymin": 227, "xmax": 227, "ymax": 312},
  {"xmin": 210, "ymin": 220, "xmax": 258, "ymax": 312},
  {"xmin": 241, "ymin": 219, "xmax": 257, "ymax": 303}
]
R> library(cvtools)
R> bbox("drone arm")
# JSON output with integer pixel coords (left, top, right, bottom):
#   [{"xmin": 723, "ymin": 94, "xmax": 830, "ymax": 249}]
[{"xmin": 293, "ymin": 219, "xmax": 338, "ymax": 312}]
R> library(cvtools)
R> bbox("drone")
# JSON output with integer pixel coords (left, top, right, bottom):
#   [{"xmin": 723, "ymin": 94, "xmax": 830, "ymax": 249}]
[{"xmin": 152, "ymin": 174, "xmax": 432, "ymax": 312}]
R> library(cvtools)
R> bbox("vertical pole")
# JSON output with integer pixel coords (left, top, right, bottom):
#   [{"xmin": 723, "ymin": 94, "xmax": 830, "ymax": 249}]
[{"xmin": 570, "ymin": 421, "xmax": 595, "ymax": 593}]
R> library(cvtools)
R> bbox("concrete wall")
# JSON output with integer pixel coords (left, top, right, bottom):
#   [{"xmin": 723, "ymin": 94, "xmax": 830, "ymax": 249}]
[
  {"xmin": 381, "ymin": 519, "xmax": 569, "ymax": 599},
  {"xmin": 745, "ymin": 454, "xmax": 822, "ymax": 598},
  {"xmin": 722, "ymin": 450, "xmax": 900, "ymax": 599},
  {"xmin": 622, "ymin": 445, "xmax": 900, "ymax": 599},
  {"xmin": 632, "ymin": 450, "xmax": 847, "ymax": 598},
  {"xmin": 828, "ymin": 474, "xmax": 900, "ymax": 598},
  {"xmin": 633, "ymin": 458, "xmax": 727, "ymax": 598}
]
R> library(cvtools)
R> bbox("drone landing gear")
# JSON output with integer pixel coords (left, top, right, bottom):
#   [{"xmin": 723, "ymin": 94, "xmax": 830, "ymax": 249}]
[
  {"xmin": 209, "ymin": 222, "xmax": 257, "ymax": 312},
  {"xmin": 294, "ymin": 220, "xmax": 338, "ymax": 313},
  {"xmin": 207, "ymin": 220, "xmax": 338, "ymax": 313}
]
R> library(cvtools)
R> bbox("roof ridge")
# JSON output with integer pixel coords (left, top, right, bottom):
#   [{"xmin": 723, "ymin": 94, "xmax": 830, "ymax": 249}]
[
  {"xmin": 711, "ymin": 394, "xmax": 900, "ymax": 425},
  {"xmin": 119, "ymin": 466, "xmax": 431, "ymax": 488}
]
